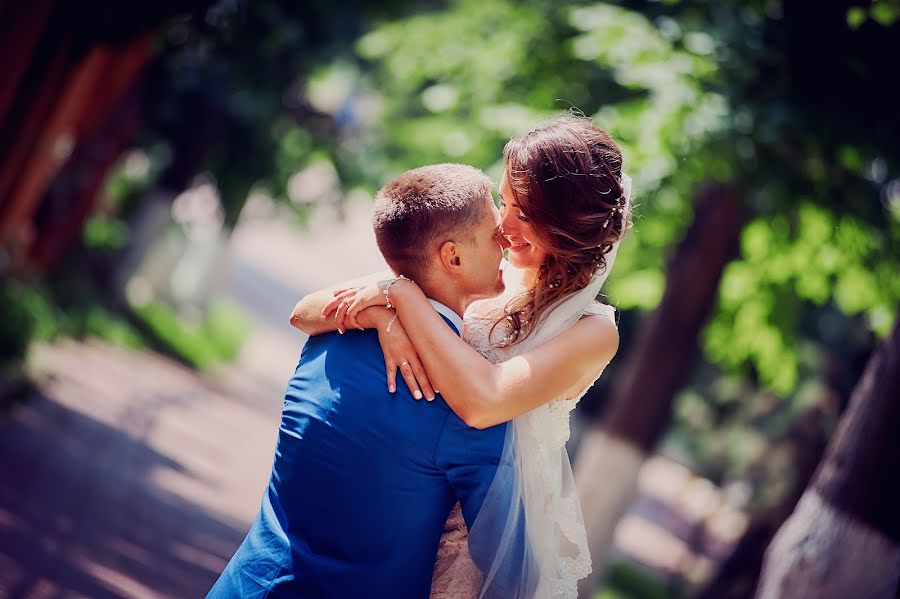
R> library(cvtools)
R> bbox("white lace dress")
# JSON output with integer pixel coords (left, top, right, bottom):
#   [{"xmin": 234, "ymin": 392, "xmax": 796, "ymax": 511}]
[{"xmin": 430, "ymin": 296, "xmax": 616, "ymax": 598}]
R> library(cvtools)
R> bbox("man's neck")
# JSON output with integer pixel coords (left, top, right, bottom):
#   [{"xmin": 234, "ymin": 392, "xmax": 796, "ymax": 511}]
[{"xmin": 418, "ymin": 283, "xmax": 469, "ymax": 320}]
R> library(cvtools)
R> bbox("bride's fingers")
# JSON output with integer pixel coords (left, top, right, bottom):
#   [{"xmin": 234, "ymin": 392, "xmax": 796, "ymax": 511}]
[
  {"xmin": 408, "ymin": 358, "xmax": 434, "ymax": 401},
  {"xmin": 398, "ymin": 360, "xmax": 423, "ymax": 400},
  {"xmin": 335, "ymin": 300, "xmax": 352, "ymax": 334},
  {"xmin": 323, "ymin": 291, "xmax": 352, "ymax": 317},
  {"xmin": 346, "ymin": 296, "xmax": 368, "ymax": 326},
  {"xmin": 322, "ymin": 288, "xmax": 357, "ymax": 316},
  {"xmin": 322, "ymin": 296, "xmax": 342, "ymax": 317},
  {"xmin": 386, "ymin": 361, "xmax": 397, "ymax": 393}
]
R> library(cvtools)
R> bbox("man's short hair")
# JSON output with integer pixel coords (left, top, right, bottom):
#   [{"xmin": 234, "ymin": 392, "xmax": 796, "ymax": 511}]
[{"xmin": 373, "ymin": 163, "xmax": 493, "ymax": 282}]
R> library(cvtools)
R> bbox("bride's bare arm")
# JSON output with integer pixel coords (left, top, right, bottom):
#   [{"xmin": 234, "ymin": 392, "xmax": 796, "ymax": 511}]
[
  {"xmin": 387, "ymin": 280, "xmax": 619, "ymax": 429},
  {"xmin": 290, "ymin": 271, "xmax": 437, "ymax": 400},
  {"xmin": 289, "ymin": 270, "xmax": 393, "ymax": 335}
]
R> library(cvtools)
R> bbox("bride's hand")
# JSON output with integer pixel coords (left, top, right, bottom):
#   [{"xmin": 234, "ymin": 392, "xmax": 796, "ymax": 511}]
[
  {"xmin": 322, "ymin": 284, "xmax": 385, "ymax": 333},
  {"xmin": 322, "ymin": 289, "xmax": 434, "ymax": 400},
  {"xmin": 374, "ymin": 317, "xmax": 435, "ymax": 401}
]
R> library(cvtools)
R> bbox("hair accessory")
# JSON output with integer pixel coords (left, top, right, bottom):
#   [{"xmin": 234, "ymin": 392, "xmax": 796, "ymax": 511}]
[{"xmin": 601, "ymin": 190, "xmax": 627, "ymax": 229}]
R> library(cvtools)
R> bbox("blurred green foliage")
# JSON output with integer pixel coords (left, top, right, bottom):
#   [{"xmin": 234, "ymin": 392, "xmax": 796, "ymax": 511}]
[
  {"xmin": 1, "ymin": 267, "xmax": 248, "ymax": 381},
  {"xmin": 131, "ymin": 298, "xmax": 249, "ymax": 369},
  {"xmin": 597, "ymin": 560, "xmax": 684, "ymax": 599},
  {"xmin": 83, "ymin": 216, "xmax": 131, "ymax": 254},
  {"xmin": 846, "ymin": 0, "xmax": 900, "ymax": 28},
  {"xmin": 114, "ymin": 0, "xmax": 898, "ymax": 505},
  {"xmin": 0, "ymin": 279, "xmax": 143, "ymax": 366},
  {"xmin": 0, "ymin": 282, "xmax": 37, "ymax": 366}
]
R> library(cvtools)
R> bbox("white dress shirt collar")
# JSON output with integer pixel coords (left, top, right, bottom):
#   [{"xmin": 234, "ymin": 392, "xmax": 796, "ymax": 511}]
[{"xmin": 427, "ymin": 299, "xmax": 463, "ymax": 335}]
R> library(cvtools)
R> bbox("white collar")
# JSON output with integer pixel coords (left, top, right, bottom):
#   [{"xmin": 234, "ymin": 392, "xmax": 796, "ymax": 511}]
[{"xmin": 428, "ymin": 299, "xmax": 463, "ymax": 335}]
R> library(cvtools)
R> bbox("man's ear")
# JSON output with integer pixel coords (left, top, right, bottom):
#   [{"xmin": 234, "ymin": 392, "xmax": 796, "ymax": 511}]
[{"xmin": 438, "ymin": 240, "xmax": 462, "ymax": 272}]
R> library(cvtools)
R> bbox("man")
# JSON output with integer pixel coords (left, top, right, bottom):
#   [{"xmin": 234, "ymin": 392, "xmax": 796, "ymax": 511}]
[{"xmin": 207, "ymin": 164, "xmax": 515, "ymax": 598}]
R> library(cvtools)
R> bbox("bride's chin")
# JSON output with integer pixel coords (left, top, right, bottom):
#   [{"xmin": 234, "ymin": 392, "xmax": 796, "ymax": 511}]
[
  {"xmin": 508, "ymin": 254, "xmax": 537, "ymax": 271},
  {"xmin": 507, "ymin": 254, "xmax": 525, "ymax": 268}
]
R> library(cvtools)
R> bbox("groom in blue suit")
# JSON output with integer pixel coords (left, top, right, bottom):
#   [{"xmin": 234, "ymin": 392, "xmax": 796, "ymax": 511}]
[{"xmin": 207, "ymin": 164, "xmax": 519, "ymax": 598}]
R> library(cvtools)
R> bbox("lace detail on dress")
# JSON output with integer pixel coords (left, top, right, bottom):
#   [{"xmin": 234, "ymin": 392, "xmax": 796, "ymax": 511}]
[
  {"xmin": 430, "ymin": 300, "xmax": 617, "ymax": 598},
  {"xmin": 547, "ymin": 301, "xmax": 617, "ymax": 439},
  {"xmin": 431, "ymin": 503, "xmax": 483, "ymax": 598}
]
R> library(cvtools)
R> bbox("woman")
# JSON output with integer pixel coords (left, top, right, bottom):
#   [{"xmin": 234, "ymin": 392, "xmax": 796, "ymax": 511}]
[{"xmin": 292, "ymin": 115, "xmax": 632, "ymax": 597}]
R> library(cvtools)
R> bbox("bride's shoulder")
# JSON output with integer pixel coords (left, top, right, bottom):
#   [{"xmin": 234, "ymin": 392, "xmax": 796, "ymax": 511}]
[{"xmin": 582, "ymin": 301, "xmax": 617, "ymax": 325}]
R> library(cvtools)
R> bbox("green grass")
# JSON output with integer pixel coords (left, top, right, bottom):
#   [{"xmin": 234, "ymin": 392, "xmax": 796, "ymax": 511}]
[
  {"xmin": 593, "ymin": 560, "xmax": 685, "ymax": 599},
  {"xmin": 1, "ymin": 279, "xmax": 142, "ymax": 354},
  {"xmin": 1, "ymin": 277, "xmax": 249, "ymax": 383},
  {"xmin": 130, "ymin": 298, "xmax": 249, "ymax": 369}
]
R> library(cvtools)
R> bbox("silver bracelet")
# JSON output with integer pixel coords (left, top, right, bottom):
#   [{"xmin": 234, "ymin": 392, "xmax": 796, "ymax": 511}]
[
  {"xmin": 381, "ymin": 274, "xmax": 411, "ymax": 310},
  {"xmin": 385, "ymin": 312, "xmax": 399, "ymax": 333}
]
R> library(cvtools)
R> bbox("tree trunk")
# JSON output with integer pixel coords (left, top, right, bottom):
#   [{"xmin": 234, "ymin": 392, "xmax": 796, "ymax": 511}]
[
  {"xmin": 28, "ymin": 42, "xmax": 150, "ymax": 272},
  {"xmin": 0, "ymin": 0, "xmax": 54, "ymax": 129},
  {"xmin": 696, "ymin": 396, "xmax": 834, "ymax": 599},
  {"xmin": 575, "ymin": 183, "xmax": 745, "ymax": 596},
  {"xmin": 755, "ymin": 310, "xmax": 900, "ymax": 599},
  {"xmin": 0, "ymin": 9, "xmax": 77, "ymax": 252},
  {"xmin": 0, "ymin": 2, "xmax": 209, "ymax": 268}
]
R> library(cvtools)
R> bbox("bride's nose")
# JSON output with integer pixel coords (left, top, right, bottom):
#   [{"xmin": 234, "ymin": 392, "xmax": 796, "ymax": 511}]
[
  {"xmin": 497, "ymin": 228, "xmax": 511, "ymax": 249},
  {"xmin": 499, "ymin": 212, "xmax": 517, "ymax": 235}
]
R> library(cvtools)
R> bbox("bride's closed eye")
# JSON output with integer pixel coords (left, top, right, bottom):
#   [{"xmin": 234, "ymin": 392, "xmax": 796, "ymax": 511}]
[{"xmin": 499, "ymin": 201, "xmax": 529, "ymax": 223}]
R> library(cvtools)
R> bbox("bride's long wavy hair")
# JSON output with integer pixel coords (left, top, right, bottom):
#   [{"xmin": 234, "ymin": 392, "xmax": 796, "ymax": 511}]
[{"xmin": 494, "ymin": 115, "xmax": 632, "ymax": 346}]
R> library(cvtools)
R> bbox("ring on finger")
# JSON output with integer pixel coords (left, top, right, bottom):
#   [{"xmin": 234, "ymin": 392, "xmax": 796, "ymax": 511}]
[{"xmin": 400, "ymin": 360, "xmax": 410, "ymax": 367}]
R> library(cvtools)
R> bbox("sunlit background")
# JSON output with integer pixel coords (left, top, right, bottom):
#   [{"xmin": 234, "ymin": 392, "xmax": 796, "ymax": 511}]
[{"xmin": 1, "ymin": 1, "xmax": 898, "ymax": 597}]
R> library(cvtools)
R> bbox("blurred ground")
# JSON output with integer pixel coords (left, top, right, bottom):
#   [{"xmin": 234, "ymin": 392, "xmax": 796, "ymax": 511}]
[
  {"xmin": 0, "ymin": 340, "xmax": 276, "ymax": 598},
  {"xmin": 0, "ymin": 202, "xmax": 386, "ymax": 598}
]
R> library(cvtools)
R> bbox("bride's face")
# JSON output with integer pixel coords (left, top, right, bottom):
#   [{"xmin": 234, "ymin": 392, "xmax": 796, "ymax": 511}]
[{"xmin": 498, "ymin": 174, "xmax": 548, "ymax": 274}]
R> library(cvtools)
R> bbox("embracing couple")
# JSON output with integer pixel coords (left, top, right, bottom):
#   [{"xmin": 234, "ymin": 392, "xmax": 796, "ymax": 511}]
[{"xmin": 207, "ymin": 115, "xmax": 633, "ymax": 598}]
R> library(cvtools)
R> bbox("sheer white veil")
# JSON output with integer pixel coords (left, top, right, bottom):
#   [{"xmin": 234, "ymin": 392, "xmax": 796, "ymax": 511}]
[{"xmin": 462, "ymin": 174, "xmax": 632, "ymax": 598}]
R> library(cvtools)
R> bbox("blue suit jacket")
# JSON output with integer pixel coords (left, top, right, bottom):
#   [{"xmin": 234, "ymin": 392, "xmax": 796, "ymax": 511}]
[{"xmin": 207, "ymin": 316, "xmax": 512, "ymax": 598}]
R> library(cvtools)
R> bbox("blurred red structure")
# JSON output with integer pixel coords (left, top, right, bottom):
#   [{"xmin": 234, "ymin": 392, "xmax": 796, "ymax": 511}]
[{"xmin": 0, "ymin": 1, "xmax": 206, "ymax": 272}]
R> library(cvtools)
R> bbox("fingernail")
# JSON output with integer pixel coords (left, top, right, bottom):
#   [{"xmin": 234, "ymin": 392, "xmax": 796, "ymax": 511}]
[
  {"xmin": 414, "ymin": 390, "xmax": 423, "ymax": 400},
  {"xmin": 389, "ymin": 385, "xmax": 395, "ymax": 393},
  {"xmin": 338, "ymin": 329, "xmax": 344, "ymax": 335},
  {"xmin": 434, "ymin": 390, "xmax": 439, "ymax": 394},
  {"xmin": 426, "ymin": 395, "xmax": 434, "ymax": 402}
]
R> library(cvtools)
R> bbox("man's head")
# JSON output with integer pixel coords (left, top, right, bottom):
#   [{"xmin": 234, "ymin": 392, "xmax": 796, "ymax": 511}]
[{"xmin": 373, "ymin": 164, "xmax": 507, "ymax": 309}]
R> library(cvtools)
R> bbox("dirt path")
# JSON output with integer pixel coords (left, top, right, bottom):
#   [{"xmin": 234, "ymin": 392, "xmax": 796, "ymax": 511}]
[{"xmin": 0, "ymin": 339, "xmax": 287, "ymax": 598}]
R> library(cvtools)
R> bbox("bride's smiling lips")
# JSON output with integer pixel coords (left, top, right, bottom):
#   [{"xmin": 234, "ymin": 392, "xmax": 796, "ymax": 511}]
[{"xmin": 507, "ymin": 239, "xmax": 531, "ymax": 252}]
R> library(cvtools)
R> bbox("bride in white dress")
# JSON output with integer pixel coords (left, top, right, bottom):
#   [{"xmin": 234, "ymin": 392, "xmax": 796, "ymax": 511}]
[{"xmin": 294, "ymin": 116, "xmax": 632, "ymax": 597}]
